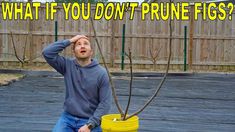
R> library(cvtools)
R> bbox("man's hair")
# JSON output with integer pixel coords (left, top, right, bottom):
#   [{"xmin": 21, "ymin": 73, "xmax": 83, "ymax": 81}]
[{"xmin": 72, "ymin": 37, "xmax": 94, "ymax": 50}]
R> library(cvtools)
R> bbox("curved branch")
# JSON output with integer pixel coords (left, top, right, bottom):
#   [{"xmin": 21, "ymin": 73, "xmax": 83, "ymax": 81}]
[
  {"xmin": 123, "ymin": 48, "xmax": 133, "ymax": 120},
  {"xmin": 90, "ymin": 18, "xmax": 124, "ymax": 115},
  {"xmin": 10, "ymin": 32, "xmax": 24, "ymax": 64},
  {"xmin": 23, "ymin": 34, "xmax": 28, "ymax": 61},
  {"xmin": 125, "ymin": 0, "xmax": 173, "ymax": 120}
]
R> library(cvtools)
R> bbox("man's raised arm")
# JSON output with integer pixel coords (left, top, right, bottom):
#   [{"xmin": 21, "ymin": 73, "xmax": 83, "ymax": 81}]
[{"xmin": 42, "ymin": 35, "xmax": 87, "ymax": 75}]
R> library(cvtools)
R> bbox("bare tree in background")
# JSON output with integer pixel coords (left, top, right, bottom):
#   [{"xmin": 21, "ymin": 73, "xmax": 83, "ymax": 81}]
[
  {"xmin": 149, "ymin": 45, "xmax": 162, "ymax": 71},
  {"xmin": 9, "ymin": 32, "xmax": 42, "ymax": 68},
  {"xmin": 10, "ymin": 32, "xmax": 28, "ymax": 68}
]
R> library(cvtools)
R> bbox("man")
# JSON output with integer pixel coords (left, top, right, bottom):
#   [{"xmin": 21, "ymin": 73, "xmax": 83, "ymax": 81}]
[{"xmin": 42, "ymin": 35, "xmax": 112, "ymax": 132}]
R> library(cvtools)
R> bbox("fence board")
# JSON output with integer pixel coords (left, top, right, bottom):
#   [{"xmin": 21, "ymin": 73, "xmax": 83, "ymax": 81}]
[{"xmin": 0, "ymin": 3, "xmax": 235, "ymax": 71}]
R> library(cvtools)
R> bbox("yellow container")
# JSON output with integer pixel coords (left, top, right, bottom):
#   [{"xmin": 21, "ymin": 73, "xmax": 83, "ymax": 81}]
[{"xmin": 101, "ymin": 114, "xmax": 139, "ymax": 132}]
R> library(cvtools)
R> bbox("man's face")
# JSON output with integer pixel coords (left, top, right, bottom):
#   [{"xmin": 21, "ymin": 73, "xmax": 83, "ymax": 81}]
[{"xmin": 73, "ymin": 38, "xmax": 93, "ymax": 60}]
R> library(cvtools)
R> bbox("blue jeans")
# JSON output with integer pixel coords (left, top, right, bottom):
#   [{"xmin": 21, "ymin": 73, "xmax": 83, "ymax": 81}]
[{"xmin": 53, "ymin": 112, "xmax": 102, "ymax": 132}]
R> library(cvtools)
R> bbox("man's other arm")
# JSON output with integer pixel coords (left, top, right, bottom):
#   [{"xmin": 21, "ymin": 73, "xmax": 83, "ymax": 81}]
[
  {"xmin": 42, "ymin": 40, "xmax": 71, "ymax": 75},
  {"xmin": 87, "ymin": 72, "xmax": 112, "ymax": 128}
]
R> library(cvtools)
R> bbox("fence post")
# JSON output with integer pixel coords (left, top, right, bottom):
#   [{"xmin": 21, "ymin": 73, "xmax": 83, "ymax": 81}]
[
  {"xmin": 55, "ymin": 21, "xmax": 58, "ymax": 41},
  {"xmin": 189, "ymin": 5, "xmax": 194, "ymax": 70},
  {"xmin": 184, "ymin": 26, "xmax": 187, "ymax": 71},
  {"xmin": 121, "ymin": 24, "xmax": 126, "ymax": 70}
]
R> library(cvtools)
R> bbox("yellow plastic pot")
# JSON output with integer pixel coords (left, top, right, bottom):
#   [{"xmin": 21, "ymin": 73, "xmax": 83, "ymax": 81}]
[{"xmin": 101, "ymin": 114, "xmax": 139, "ymax": 132}]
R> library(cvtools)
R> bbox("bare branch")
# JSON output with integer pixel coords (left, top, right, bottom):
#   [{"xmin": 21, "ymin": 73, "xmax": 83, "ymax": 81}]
[
  {"xmin": 149, "ymin": 43, "xmax": 162, "ymax": 70},
  {"xmin": 149, "ymin": 45, "xmax": 162, "ymax": 60},
  {"xmin": 23, "ymin": 34, "xmax": 28, "ymax": 61},
  {"xmin": 125, "ymin": 0, "xmax": 173, "ymax": 120},
  {"xmin": 10, "ymin": 32, "xmax": 24, "ymax": 64},
  {"xmin": 27, "ymin": 54, "xmax": 42, "ymax": 62},
  {"xmin": 123, "ymin": 48, "xmax": 133, "ymax": 120},
  {"xmin": 156, "ymin": 47, "xmax": 162, "ymax": 58},
  {"xmin": 149, "ymin": 46, "xmax": 154, "ymax": 60},
  {"xmin": 90, "ymin": 18, "xmax": 124, "ymax": 115}
]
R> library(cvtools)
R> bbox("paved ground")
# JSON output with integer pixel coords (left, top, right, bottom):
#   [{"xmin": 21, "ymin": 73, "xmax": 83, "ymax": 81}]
[{"xmin": 0, "ymin": 71, "xmax": 235, "ymax": 132}]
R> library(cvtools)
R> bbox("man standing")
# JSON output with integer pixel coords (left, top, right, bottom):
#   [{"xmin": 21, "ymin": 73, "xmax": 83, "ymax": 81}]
[{"xmin": 42, "ymin": 35, "xmax": 112, "ymax": 132}]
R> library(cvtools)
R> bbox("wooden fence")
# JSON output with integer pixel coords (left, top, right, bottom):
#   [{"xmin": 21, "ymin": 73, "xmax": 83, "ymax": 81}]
[{"xmin": 0, "ymin": 3, "xmax": 235, "ymax": 71}]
